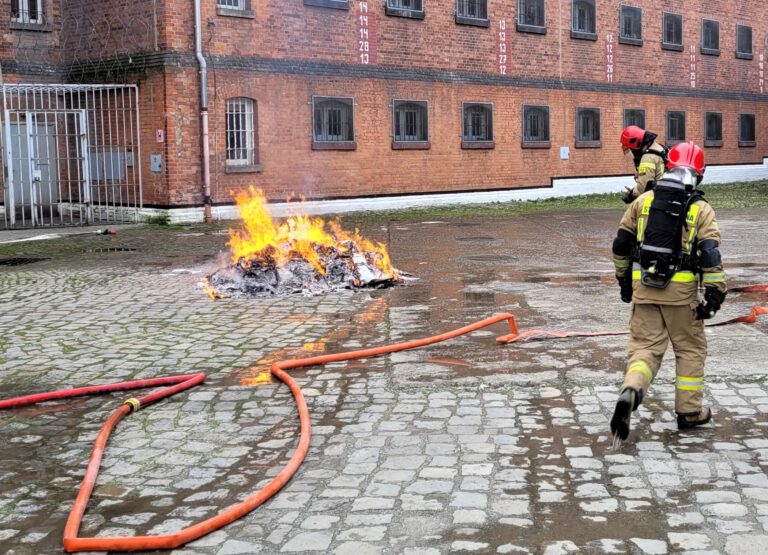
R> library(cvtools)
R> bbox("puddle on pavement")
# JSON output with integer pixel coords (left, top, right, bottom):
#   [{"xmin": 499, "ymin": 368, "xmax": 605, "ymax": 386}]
[{"xmin": 0, "ymin": 256, "xmax": 50, "ymax": 266}]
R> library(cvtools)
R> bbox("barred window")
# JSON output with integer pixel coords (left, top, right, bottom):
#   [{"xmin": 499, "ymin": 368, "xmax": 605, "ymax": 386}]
[
  {"xmin": 11, "ymin": 0, "xmax": 44, "ymax": 24},
  {"xmin": 576, "ymin": 108, "xmax": 600, "ymax": 146},
  {"xmin": 225, "ymin": 98, "xmax": 257, "ymax": 167},
  {"xmin": 704, "ymin": 112, "xmax": 722, "ymax": 147},
  {"xmin": 701, "ymin": 19, "xmax": 720, "ymax": 54},
  {"xmin": 623, "ymin": 109, "xmax": 645, "ymax": 129},
  {"xmin": 518, "ymin": 0, "xmax": 545, "ymax": 31},
  {"xmin": 736, "ymin": 25, "xmax": 753, "ymax": 59},
  {"xmin": 662, "ymin": 13, "xmax": 682, "ymax": 50},
  {"xmin": 462, "ymin": 103, "xmax": 493, "ymax": 142},
  {"xmin": 386, "ymin": 0, "xmax": 424, "ymax": 18},
  {"xmin": 313, "ymin": 97, "xmax": 354, "ymax": 143},
  {"xmin": 393, "ymin": 101, "xmax": 428, "ymax": 143},
  {"xmin": 619, "ymin": 5, "xmax": 642, "ymax": 45},
  {"xmin": 457, "ymin": 0, "xmax": 488, "ymax": 21},
  {"xmin": 523, "ymin": 105, "xmax": 550, "ymax": 146},
  {"xmin": 739, "ymin": 114, "xmax": 756, "ymax": 146},
  {"xmin": 666, "ymin": 111, "xmax": 686, "ymax": 144},
  {"xmin": 571, "ymin": 0, "xmax": 595, "ymax": 37}
]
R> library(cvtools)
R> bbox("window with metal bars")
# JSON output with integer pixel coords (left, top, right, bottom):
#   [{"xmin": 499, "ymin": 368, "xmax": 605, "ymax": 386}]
[
  {"xmin": 619, "ymin": 5, "xmax": 642, "ymax": 45},
  {"xmin": 393, "ymin": 101, "xmax": 428, "ymax": 144},
  {"xmin": 623, "ymin": 109, "xmax": 645, "ymax": 130},
  {"xmin": 701, "ymin": 19, "xmax": 720, "ymax": 55},
  {"xmin": 10, "ymin": 0, "xmax": 43, "ymax": 24},
  {"xmin": 522, "ymin": 105, "xmax": 550, "ymax": 147},
  {"xmin": 313, "ymin": 97, "xmax": 354, "ymax": 146},
  {"xmin": 571, "ymin": 0, "xmax": 595, "ymax": 38},
  {"xmin": 666, "ymin": 111, "xmax": 686, "ymax": 144},
  {"xmin": 386, "ymin": 0, "xmax": 424, "ymax": 19},
  {"xmin": 462, "ymin": 104, "xmax": 493, "ymax": 144},
  {"xmin": 225, "ymin": 98, "xmax": 257, "ymax": 167},
  {"xmin": 456, "ymin": 0, "xmax": 488, "ymax": 21},
  {"xmin": 736, "ymin": 25, "xmax": 752, "ymax": 59},
  {"xmin": 704, "ymin": 112, "xmax": 722, "ymax": 147},
  {"xmin": 576, "ymin": 108, "xmax": 600, "ymax": 147},
  {"xmin": 739, "ymin": 114, "xmax": 756, "ymax": 146},
  {"xmin": 517, "ymin": 0, "xmax": 545, "ymax": 32},
  {"xmin": 662, "ymin": 12, "xmax": 683, "ymax": 51}
]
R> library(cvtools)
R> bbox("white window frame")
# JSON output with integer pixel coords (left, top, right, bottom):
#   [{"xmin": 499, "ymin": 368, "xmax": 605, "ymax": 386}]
[
  {"xmin": 11, "ymin": 0, "xmax": 44, "ymax": 24},
  {"xmin": 225, "ymin": 98, "xmax": 256, "ymax": 167}
]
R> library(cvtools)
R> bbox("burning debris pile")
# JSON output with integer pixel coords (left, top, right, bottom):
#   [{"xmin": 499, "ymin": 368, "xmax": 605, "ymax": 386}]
[{"xmin": 205, "ymin": 188, "xmax": 400, "ymax": 298}]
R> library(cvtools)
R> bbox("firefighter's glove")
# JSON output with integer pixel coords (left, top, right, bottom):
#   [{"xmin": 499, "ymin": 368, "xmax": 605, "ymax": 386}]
[
  {"xmin": 621, "ymin": 188, "xmax": 635, "ymax": 204},
  {"xmin": 695, "ymin": 287, "xmax": 726, "ymax": 320},
  {"xmin": 617, "ymin": 274, "xmax": 633, "ymax": 303}
]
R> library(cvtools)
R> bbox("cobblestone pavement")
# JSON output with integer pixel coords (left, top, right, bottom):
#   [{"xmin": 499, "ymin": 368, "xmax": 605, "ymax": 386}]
[{"xmin": 0, "ymin": 209, "xmax": 767, "ymax": 555}]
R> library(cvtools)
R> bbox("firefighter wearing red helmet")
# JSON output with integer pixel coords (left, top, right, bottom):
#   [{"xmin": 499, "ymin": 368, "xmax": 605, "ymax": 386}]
[
  {"xmin": 620, "ymin": 125, "xmax": 667, "ymax": 203},
  {"xmin": 610, "ymin": 141, "xmax": 726, "ymax": 440}
]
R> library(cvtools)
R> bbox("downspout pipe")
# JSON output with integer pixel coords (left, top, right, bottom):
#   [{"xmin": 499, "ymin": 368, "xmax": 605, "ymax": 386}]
[{"xmin": 194, "ymin": 0, "xmax": 212, "ymax": 223}]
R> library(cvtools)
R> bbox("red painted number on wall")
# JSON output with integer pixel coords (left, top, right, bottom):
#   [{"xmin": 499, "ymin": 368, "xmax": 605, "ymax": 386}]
[
  {"xmin": 498, "ymin": 20, "xmax": 508, "ymax": 75},
  {"xmin": 357, "ymin": 1, "xmax": 377, "ymax": 65},
  {"xmin": 605, "ymin": 34, "xmax": 614, "ymax": 83}
]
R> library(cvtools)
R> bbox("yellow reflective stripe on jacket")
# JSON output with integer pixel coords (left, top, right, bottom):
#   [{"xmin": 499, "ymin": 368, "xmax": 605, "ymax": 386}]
[
  {"xmin": 613, "ymin": 255, "xmax": 630, "ymax": 270},
  {"xmin": 684, "ymin": 204, "xmax": 701, "ymax": 252},
  {"xmin": 631, "ymin": 270, "xmax": 697, "ymax": 282},
  {"xmin": 703, "ymin": 272, "xmax": 726, "ymax": 283},
  {"xmin": 638, "ymin": 162, "xmax": 656, "ymax": 174},
  {"xmin": 627, "ymin": 361, "xmax": 653, "ymax": 383},
  {"xmin": 676, "ymin": 376, "xmax": 703, "ymax": 391}
]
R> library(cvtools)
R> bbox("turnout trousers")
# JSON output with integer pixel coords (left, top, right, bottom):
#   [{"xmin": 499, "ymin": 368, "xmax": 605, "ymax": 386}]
[{"xmin": 621, "ymin": 303, "xmax": 707, "ymax": 415}]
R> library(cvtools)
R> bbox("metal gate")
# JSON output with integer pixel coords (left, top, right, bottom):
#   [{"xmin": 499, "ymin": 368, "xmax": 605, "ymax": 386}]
[{"xmin": 1, "ymin": 84, "xmax": 143, "ymax": 228}]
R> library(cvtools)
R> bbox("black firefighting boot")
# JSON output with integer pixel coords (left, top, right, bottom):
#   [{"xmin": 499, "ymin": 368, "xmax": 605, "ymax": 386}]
[
  {"xmin": 610, "ymin": 387, "xmax": 643, "ymax": 441},
  {"xmin": 677, "ymin": 407, "xmax": 712, "ymax": 430}
]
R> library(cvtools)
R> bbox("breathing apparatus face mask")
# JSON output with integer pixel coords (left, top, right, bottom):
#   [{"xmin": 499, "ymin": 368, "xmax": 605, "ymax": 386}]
[{"xmin": 666, "ymin": 166, "xmax": 702, "ymax": 190}]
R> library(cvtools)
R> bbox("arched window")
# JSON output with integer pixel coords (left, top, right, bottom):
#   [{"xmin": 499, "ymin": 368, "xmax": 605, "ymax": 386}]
[
  {"xmin": 313, "ymin": 97, "xmax": 354, "ymax": 143},
  {"xmin": 576, "ymin": 107, "xmax": 600, "ymax": 147},
  {"xmin": 225, "ymin": 97, "xmax": 258, "ymax": 167},
  {"xmin": 522, "ymin": 105, "xmax": 550, "ymax": 146},
  {"xmin": 462, "ymin": 103, "xmax": 493, "ymax": 142},
  {"xmin": 393, "ymin": 101, "xmax": 428, "ymax": 143}
]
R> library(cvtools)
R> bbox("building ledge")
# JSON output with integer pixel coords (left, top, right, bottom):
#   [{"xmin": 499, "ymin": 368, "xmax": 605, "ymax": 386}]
[
  {"xmin": 385, "ymin": 6, "xmax": 425, "ymax": 19},
  {"xmin": 736, "ymin": 51, "xmax": 753, "ymax": 60},
  {"xmin": 575, "ymin": 140, "xmax": 601, "ymax": 149},
  {"xmin": 661, "ymin": 42, "xmax": 683, "ymax": 52},
  {"xmin": 312, "ymin": 141, "xmax": 357, "ymax": 151},
  {"xmin": 303, "ymin": 0, "xmax": 349, "ymax": 10},
  {"xmin": 461, "ymin": 140, "xmax": 494, "ymax": 149},
  {"xmin": 618, "ymin": 36, "xmax": 643, "ymax": 46},
  {"xmin": 516, "ymin": 23, "xmax": 546, "ymax": 35},
  {"xmin": 455, "ymin": 15, "xmax": 489, "ymax": 28},
  {"xmin": 225, "ymin": 163, "xmax": 262, "ymax": 173},
  {"xmin": 739, "ymin": 141, "xmax": 756, "ymax": 148},
  {"xmin": 701, "ymin": 46, "xmax": 720, "ymax": 56},
  {"xmin": 522, "ymin": 141, "xmax": 551, "ymax": 149},
  {"xmin": 570, "ymin": 30, "xmax": 596, "ymax": 41},
  {"xmin": 392, "ymin": 141, "xmax": 430, "ymax": 150},
  {"xmin": 9, "ymin": 20, "xmax": 52, "ymax": 32},
  {"xmin": 217, "ymin": 7, "xmax": 255, "ymax": 18},
  {"xmin": 704, "ymin": 140, "xmax": 723, "ymax": 148}
]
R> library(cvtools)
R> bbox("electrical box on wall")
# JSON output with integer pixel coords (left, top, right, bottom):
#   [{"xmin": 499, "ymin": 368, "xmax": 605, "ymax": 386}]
[
  {"xmin": 560, "ymin": 146, "xmax": 570, "ymax": 160},
  {"xmin": 150, "ymin": 154, "xmax": 163, "ymax": 173}
]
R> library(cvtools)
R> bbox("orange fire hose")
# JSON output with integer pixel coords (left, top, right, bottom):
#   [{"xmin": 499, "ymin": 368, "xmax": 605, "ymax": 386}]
[{"xmin": 0, "ymin": 313, "xmax": 519, "ymax": 553}]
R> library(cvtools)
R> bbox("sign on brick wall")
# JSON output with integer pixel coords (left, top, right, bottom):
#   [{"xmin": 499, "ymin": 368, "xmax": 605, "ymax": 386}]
[
  {"xmin": 689, "ymin": 45, "xmax": 697, "ymax": 89},
  {"xmin": 605, "ymin": 34, "xmax": 614, "ymax": 83},
  {"xmin": 498, "ymin": 19, "xmax": 508, "ymax": 75},
  {"xmin": 357, "ymin": 1, "xmax": 377, "ymax": 65}
]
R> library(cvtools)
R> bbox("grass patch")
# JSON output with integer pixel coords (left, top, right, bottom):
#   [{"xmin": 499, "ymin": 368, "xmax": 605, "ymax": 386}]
[{"xmin": 341, "ymin": 180, "xmax": 768, "ymax": 222}]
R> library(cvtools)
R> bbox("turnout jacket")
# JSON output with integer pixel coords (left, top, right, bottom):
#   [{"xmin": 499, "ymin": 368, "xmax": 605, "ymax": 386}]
[
  {"xmin": 612, "ymin": 190, "xmax": 727, "ymax": 305},
  {"xmin": 630, "ymin": 141, "xmax": 666, "ymax": 198}
]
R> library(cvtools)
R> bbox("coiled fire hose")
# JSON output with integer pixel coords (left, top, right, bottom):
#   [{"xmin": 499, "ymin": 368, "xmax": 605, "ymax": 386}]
[{"xmin": 0, "ymin": 313, "xmax": 519, "ymax": 553}]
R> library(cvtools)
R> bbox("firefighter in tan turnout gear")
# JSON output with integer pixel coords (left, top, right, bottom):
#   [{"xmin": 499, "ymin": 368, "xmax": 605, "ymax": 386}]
[
  {"xmin": 620, "ymin": 125, "xmax": 667, "ymax": 203},
  {"xmin": 610, "ymin": 141, "xmax": 727, "ymax": 440}
]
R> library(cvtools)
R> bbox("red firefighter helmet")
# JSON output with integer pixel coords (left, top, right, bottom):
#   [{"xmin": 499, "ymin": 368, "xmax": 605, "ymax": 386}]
[
  {"xmin": 667, "ymin": 141, "xmax": 705, "ymax": 175},
  {"xmin": 620, "ymin": 125, "xmax": 645, "ymax": 150}
]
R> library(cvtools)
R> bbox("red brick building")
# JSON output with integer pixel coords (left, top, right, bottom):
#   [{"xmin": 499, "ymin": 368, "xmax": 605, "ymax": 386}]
[{"xmin": 1, "ymin": 0, "xmax": 767, "ymax": 223}]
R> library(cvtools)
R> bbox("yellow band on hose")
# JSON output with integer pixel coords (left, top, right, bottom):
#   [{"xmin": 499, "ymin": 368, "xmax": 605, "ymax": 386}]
[{"xmin": 124, "ymin": 398, "xmax": 141, "ymax": 413}]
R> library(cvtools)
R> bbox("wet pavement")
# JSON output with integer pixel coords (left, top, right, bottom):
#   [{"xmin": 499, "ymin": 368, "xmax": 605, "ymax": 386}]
[{"xmin": 0, "ymin": 208, "xmax": 767, "ymax": 555}]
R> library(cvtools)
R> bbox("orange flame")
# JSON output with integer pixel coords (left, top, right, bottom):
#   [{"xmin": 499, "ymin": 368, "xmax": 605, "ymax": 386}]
[
  {"xmin": 202, "ymin": 278, "xmax": 224, "ymax": 300},
  {"xmin": 227, "ymin": 187, "xmax": 396, "ymax": 276}
]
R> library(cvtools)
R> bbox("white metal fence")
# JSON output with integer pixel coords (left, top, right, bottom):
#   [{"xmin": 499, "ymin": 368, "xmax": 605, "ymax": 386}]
[{"xmin": 1, "ymin": 84, "xmax": 142, "ymax": 228}]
